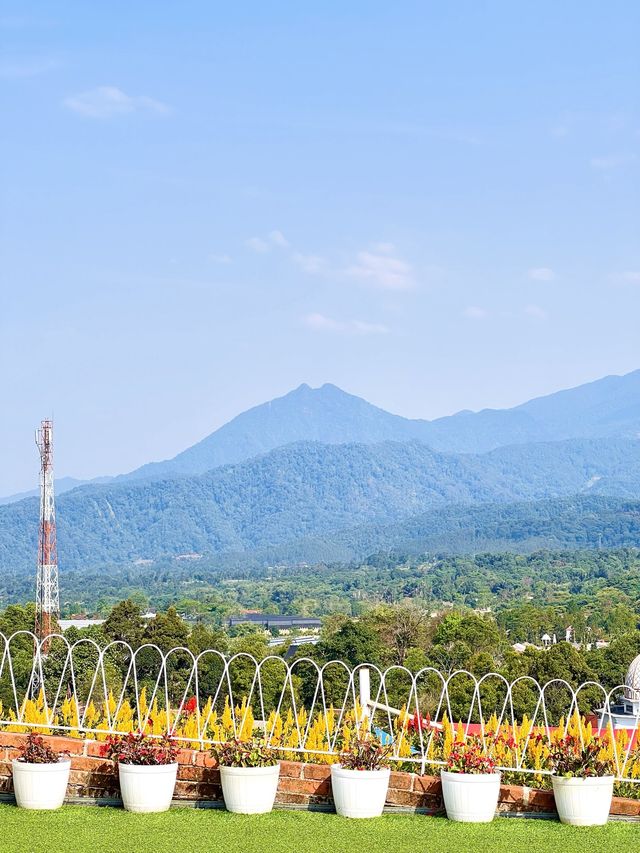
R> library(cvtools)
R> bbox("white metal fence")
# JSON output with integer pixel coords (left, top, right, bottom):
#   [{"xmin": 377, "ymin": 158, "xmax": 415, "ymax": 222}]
[{"xmin": 1, "ymin": 631, "xmax": 639, "ymax": 783}]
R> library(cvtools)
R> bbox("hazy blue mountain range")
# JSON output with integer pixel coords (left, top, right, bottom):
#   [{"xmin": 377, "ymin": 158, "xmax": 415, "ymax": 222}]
[
  {"xmin": 2, "ymin": 437, "xmax": 640, "ymax": 573},
  {"xmin": 0, "ymin": 476, "xmax": 113, "ymax": 507},
  {"xmin": 118, "ymin": 369, "xmax": 640, "ymax": 482},
  {"xmin": 3, "ymin": 368, "xmax": 640, "ymax": 504}
]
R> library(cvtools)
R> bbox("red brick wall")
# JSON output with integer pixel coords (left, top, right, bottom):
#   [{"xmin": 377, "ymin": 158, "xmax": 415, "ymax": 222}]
[{"xmin": 1, "ymin": 732, "xmax": 639, "ymax": 818}]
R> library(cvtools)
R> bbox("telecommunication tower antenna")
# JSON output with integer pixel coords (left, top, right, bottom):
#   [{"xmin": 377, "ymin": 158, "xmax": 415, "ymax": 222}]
[{"xmin": 35, "ymin": 419, "xmax": 59, "ymax": 649}]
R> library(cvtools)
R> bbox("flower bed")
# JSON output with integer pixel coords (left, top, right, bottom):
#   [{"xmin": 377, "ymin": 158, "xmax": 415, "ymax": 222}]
[{"xmin": 1, "ymin": 731, "xmax": 640, "ymax": 819}]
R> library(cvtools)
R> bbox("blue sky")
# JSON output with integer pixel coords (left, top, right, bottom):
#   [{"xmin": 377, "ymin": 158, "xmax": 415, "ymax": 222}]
[{"xmin": 2, "ymin": 1, "xmax": 639, "ymax": 494}]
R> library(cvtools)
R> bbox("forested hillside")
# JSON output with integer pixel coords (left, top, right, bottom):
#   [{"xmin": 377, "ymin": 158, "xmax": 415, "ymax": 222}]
[
  {"xmin": 2, "ymin": 548, "xmax": 639, "ymax": 639},
  {"xmin": 2, "ymin": 438, "xmax": 640, "ymax": 573}
]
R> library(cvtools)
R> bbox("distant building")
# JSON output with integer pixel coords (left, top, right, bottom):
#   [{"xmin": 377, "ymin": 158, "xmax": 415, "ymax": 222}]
[
  {"xmin": 597, "ymin": 654, "xmax": 640, "ymax": 730},
  {"xmin": 228, "ymin": 613, "xmax": 321, "ymax": 631},
  {"xmin": 59, "ymin": 618, "xmax": 105, "ymax": 631}
]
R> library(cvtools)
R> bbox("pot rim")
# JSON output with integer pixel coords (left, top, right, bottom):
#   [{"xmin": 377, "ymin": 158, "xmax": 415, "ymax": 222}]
[
  {"xmin": 551, "ymin": 774, "xmax": 615, "ymax": 784},
  {"xmin": 441, "ymin": 769, "xmax": 502, "ymax": 780},
  {"xmin": 331, "ymin": 764, "xmax": 391, "ymax": 775},
  {"xmin": 219, "ymin": 762, "xmax": 281, "ymax": 772},
  {"xmin": 12, "ymin": 757, "xmax": 71, "ymax": 768},
  {"xmin": 117, "ymin": 761, "xmax": 179, "ymax": 771}
]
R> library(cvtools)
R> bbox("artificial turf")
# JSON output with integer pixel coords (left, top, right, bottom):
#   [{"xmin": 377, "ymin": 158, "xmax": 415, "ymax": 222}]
[{"xmin": 1, "ymin": 804, "xmax": 636, "ymax": 853}]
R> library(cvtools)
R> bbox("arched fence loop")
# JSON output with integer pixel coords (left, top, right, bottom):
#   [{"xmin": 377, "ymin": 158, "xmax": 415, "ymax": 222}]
[{"xmin": 1, "ymin": 631, "xmax": 639, "ymax": 784}]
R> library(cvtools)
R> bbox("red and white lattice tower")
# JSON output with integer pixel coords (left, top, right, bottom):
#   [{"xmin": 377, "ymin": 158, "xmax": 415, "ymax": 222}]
[{"xmin": 35, "ymin": 419, "xmax": 59, "ymax": 647}]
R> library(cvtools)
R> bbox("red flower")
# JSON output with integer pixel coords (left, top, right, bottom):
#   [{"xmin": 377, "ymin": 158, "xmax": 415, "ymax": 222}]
[
  {"xmin": 408, "ymin": 712, "xmax": 431, "ymax": 732},
  {"xmin": 184, "ymin": 696, "xmax": 198, "ymax": 715}
]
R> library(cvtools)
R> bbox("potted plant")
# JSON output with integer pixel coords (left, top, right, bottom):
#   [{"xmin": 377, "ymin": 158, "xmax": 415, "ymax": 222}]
[
  {"xmin": 12, "ymin": 731, "xmax": 71, "ymax": 810},
  {"xmin": 440, "ymin": 736, "xmax": 501, "ymax": 822},
  {"xmin": 101, "ymin": 731, "xmax": 178, "ymax": 813},
  {"xmin": 549, "ymin": 734, "xmax": 614, "ymax": 826},
  {"xmin": 330, "ymin": 737, "xmax": 392, "ymax": 819},
  {"xmin": 211, "ymin": 737, "xmax": 280, "ymax": 814}
]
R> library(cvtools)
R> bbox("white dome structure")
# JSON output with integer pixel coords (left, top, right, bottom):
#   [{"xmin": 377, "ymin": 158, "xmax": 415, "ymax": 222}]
[
  {"xmin": 624, "ymin": 654, "xmax": 640, "ymax": 703},
  {"xmin": 596, "ymin": 653, "xmax": 640, "ymax": 730}
]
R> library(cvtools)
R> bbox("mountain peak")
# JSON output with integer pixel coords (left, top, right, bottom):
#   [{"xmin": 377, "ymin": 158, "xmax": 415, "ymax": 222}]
[
  {"xmin": 114, "ymin": 367, "xmax": 640, "ymax": 485},
  {"xmin": 290, "ymin": 381, "xmax": 348, "ymax": 396}
]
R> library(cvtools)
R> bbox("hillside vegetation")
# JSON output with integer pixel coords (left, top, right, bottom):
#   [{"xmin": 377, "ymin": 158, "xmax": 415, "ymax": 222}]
[{"xmin": 2, "ymin": 438, "xmax": 640, "ymax": 573}]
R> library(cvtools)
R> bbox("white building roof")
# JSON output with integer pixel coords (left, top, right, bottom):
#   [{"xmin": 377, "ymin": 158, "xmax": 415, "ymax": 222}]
[{"xmin": 59, "ymin": 619, "xmax": 105, "ymax": 631}]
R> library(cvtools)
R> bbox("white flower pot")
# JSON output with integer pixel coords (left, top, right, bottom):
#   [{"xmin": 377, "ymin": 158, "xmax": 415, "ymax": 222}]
[
  {"xmin": 330, "ymin": 765, "xmax": 390, "ymax": 818},
  {"xmin": 219, "ymin": 764, "xmax": 280, "ymax": 814},
  {"xmin": 12, "ymin": 758, "xmax": 71, "ymax": 810},
  {"xmin": 552, "ymin": 775, "xmax": 614, "ymax": 826},
  {"xmin": 441, "ymin": 770, "xmax": 501, "ymax": 822},
  {"xmin": 118, "ymin": 762, "xmax": 178, "ymax": 813}
]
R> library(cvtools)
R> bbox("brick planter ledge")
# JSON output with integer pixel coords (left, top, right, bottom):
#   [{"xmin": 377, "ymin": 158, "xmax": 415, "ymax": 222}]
[{"xmin": 1, "ymin": 732, "xmax": 639, "ymax": 820}]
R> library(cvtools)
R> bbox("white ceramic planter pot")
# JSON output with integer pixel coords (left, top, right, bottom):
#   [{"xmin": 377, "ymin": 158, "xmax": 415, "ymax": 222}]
[
  {"xmin": 118, "ymin": 762, "xmax": 178, "ymax": 813},
  {"xmin": 552, "ymin": 775, "xmax": 614, "ymax": 826},
  {"xmin": 330, "ymin": 765, "xmax": 390, "ymax": 818},
  {"xmin": 220, "ymin": 764, "xmax": 280, "ymax": 814},
  {"xmin": 441, "ymin": 770, "xmax": 501, "ymax": 823},
  {"xmin": 12, "ymin": 758, "xmax": 71, "ymax": 810}
]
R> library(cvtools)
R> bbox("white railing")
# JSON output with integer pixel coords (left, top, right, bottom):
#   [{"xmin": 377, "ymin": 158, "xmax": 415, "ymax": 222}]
[{"xmin": 1, "ymin": 631, "xmax": 639, "ymax": 783}]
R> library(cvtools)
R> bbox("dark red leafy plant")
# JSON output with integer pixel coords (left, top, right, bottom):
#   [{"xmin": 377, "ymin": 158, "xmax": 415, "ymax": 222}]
[
  {"xmin": 338, "ymin": 737, "xmax": 394, "ymax": 771},
  {"xmin": 548, "ymin": 734, "xmax": 613, "ymax": 779},
  {"xmin": 100, "ymin": 731, "xmax": 178, "ymax": 766},
  {"xmin": 17, "ymin": 731, "xmax": 68, "ymax": 765},
  {"xmin": 446, "ymin": 736, "xmax": 497, "ymax": 775},
  {"xmin": 211, "ymin": 737, "xmax": 278, "ymax": 768}
]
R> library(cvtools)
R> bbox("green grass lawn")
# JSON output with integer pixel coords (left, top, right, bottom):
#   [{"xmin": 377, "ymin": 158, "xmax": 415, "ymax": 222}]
[{"xmin": 0, "ymin": 804, "xmax": 637, "ymax": 853}]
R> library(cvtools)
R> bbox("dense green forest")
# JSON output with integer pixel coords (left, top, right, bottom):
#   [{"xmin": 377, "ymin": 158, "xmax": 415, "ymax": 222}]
[
  {"xmin": 1, "ymin": 549, "xmax": 639, "ymax": 650},
  {"xmin": 2, "ymin": 597, "xmax": 639, "ymax": 725},
  {"xmin": 2, "ymin": 438, "xmax": 640, "ymax": 573}
]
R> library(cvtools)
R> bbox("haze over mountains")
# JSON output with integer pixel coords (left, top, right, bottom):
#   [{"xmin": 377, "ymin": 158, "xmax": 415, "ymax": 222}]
[
  {"xmin": 120, "ymin": 369, "xmax": 640, "ymax": 480},
  {"xmin": 1, "ymin": 368, "xmax": 640, "ymax": 572}
]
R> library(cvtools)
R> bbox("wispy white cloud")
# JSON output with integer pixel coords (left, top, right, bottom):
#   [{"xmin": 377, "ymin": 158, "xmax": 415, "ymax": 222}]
[
  {"xmin": 63, "ymin": 86, "xmax": 169, "ymax": 119},
  {"xmin": 344, "ymin": 249, "xmax": 413, "ymax": 291},
  {"xmin": 464, "ymin": 306, "xmax": 489, "ymax": 320},
  {"xmin": 292, "ymin": 252, "xmax": 327, "ymax": 274},
  {"xmin": 621, "ymin": 271, "xmax": 640, "ymax": 284},
  {"xmin": 528, "ymin": 267, "xmax": 556, "ymax": 282},
  {"xmin": 0, "ymin": 55, "xmax": 60, "ymax": 79},
  {"xmin": 269, "ymin": 230, "xmax": 289, "ymax": 248},
  {"xmin": 209, "ymin": 253, "xmax": 232, "ymax": 264},
  {"xmin": 525, "ymin": 304, "xmax": 547, "ymax": 319},
  {"xmin": 245, "ymin": 229, "xmax": 289, "ymax": 253},
  {"xmin": 590, "ymin": 153, "xmax": 635, "ymax": 170},
  {"xmin": 244, "ymin": 233, "xmax": 415, "ymax": 293},
  {"xmin": 304, "ymin": 313, "xmax": 388, "ymax": 336},
  {"xmin": 371, "ymin": 241, "xmax": 396, "ymax": 254},
  {"xmin": 245, "ymin": 237, "xmax": 270, "ymax": 253}
]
